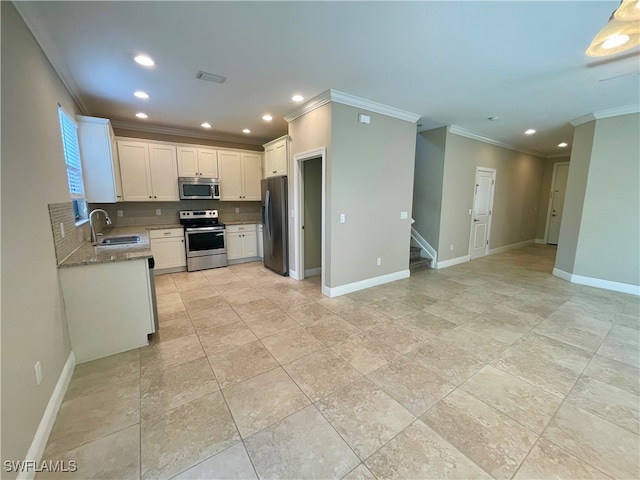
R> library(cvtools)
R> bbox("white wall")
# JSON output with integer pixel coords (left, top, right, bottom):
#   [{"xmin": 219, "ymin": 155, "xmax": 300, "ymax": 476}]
[{"xmin": 1, "ymin": 3, "xmax": 75, "ymax": 472}]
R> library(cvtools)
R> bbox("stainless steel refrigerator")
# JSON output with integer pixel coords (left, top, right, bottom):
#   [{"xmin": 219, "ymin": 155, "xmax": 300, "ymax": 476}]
[{"xmin": 261, "ymin": 176, "xmax": 288, "ymax": 275}]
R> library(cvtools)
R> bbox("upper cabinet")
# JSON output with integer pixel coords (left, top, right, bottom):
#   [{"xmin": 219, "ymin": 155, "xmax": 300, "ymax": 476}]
[
  {"xmin": 263, "ymin": 135, "xmax": 289, "ymax": 178},
  {"xmin": 117, "ymin": 140, "xmax": 179, "ymax": 201},
  {"xmin": 77, "ymin": 115, "xmax": 123, "ymax": 203},
  {"xmin": 177, "ymin": 147, "xmax": 218, "ymax": 177},
  {"xmin": 219, "ymin": 151, "xmax": 262, "ymax": 201}
]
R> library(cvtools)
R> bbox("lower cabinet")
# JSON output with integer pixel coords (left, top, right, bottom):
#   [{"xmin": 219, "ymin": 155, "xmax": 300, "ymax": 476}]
[
  {"xmin": 226, "ymin": 224, "xmax": 259, "ymax": 263},
  {"xmin": 149, "ymin": 228, "xmax": 186, "ymax": 272},
  {"xmin": 257, "ymin": 224, "xmax": 264, "ymax": 259}
]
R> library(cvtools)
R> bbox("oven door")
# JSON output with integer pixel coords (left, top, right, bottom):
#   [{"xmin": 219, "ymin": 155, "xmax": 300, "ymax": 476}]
[{"xmin": 185, "ymin": 227, "xmax": 226, "ymax": 257}]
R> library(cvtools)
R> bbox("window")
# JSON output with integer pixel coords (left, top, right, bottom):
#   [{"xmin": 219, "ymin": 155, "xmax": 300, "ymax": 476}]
[{"xmin": 58, "ymin": 106, "xmax": 87, "ymax": 221}]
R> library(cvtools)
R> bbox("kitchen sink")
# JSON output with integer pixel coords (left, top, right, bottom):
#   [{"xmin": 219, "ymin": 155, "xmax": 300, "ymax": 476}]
[{"xmin": 98, "ymin": 235, "xmax": 141, "ymax": 246}]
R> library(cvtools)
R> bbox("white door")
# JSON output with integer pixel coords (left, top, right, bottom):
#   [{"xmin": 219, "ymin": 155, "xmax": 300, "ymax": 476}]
[
  {"xmin": 547, "ymin": 163, "xmax": 570, "ymax": 245},
  {"xmin": 470, "ymin": 168, "xmax": 496, "ymax": 259}
]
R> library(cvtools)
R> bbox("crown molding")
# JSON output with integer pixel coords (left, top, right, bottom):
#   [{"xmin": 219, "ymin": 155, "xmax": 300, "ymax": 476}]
[
  {"xmin": 284, "ymin": 89, "xmax": 421, "ymax": 124},
  {"xmin": 448, "ymin": 125, "xmax": 544, "ymax": 157},
  {"xmin": 13, "ymin": 1, "xmax": 90, "ymax": 114},
  {"xmin": 571, "ymin": 104, "xmax": 640, "ymax": 126},
  {"xmin": 110, "ymin": 120, "xmax": 269, "ymax": 146}
]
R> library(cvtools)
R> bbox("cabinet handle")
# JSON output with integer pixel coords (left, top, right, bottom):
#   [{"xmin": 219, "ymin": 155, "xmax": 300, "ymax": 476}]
[
  {"xmin": 164, "ymin": 232, "xmax": 171, "ymax": 235},
  {"xmin": 154, "ymin": 196, "xmax": 157, "ymax": 199},
  {"xmin": 273, "ymin": 170, "xmax": 277, "ymax": 173},
  {"xmin": 149, "ymin": 196, "xmax": 152, "ymax": 199}
]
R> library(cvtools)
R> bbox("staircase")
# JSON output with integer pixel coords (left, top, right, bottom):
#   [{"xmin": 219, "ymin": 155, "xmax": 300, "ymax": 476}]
[{"xmin": 410, "ymin": 246, "xmax": 432, "ymax": 272}]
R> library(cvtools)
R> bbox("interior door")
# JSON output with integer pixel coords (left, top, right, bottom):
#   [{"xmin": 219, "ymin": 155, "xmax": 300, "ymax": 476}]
[
  {"xmin": 470, "ymin": 168, "xmax": 495, "ymax": 259},
  {"xmin": 547, "ymin": 163, "xmax": 569, "ymax": 245}
]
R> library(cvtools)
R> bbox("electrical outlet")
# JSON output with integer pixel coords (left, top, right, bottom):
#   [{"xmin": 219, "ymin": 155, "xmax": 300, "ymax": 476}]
[
  {"xmin": 340, "ymin": 214, "xmax": 346, "ymax": 223},
  {"xmin": 235, "ymin": 207, "xmax": 240, "ymax": 213},
  {"xmin": 117, "ymin": 210, "xmax": 123, "ymax": 217},
  {"xmin": 59, "ymin": 223, "xmax": 65, "ymax": 238},
  {"xmin": 376, "ymin": 257, "xmax": 381, "ymax": 266},
  {"xmin": 155, "ymin": 209, "xmax": 161, "ymax": 216},
  {"xmin": 34, "ymin": 361, "xmax": 42, "ymax": 385},
  {"xmin": 450, "ymin": 244, "xmax": 454, "ymax": 251}
]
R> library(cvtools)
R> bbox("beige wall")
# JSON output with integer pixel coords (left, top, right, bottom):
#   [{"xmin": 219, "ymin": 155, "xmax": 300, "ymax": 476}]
[
  {"xmin": 113, "ymin": 128, "xmax": 264, "ymax": 152},
  {"xmin": 303, "ymin": 158, "xmax": 322, "ymax": 271},
  {"xmin": 412, "ymin": 127, "xmax": 447, "ymax": 251},
  {"xmin": 329, "ymin": 103, "xmax": 416, "ymax": 287},
  {"xmin": 535, "ymin": 156, "xmax": 571, "ymax": 240},
  {"xmin": 1, "ymin": 3, "xmax": 76, "ymax": 471}
]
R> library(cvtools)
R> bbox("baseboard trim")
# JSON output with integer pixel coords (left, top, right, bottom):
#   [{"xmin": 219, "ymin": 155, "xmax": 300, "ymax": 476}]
[
  {"xmin": 535, "ymin": 238, "xmax": 547, "ymax": 245},
  {"xmin": 289, "ymin": 269, "xmax": 300, "ymax": 280},
  {"xmin": 324, "ymin": 270, "xmax": 410, "ymax": 297},
  {"xmin": 435, "ymin": 255, "xmax": 470, "ymax": 269},
  {"xmin": 18, "ymin": 351, "xmax": 76, "ymax": 480},
  {"xmin": 488, "ymin": 239, "xmax": 534, "ymax": 255},
  {"xmin": 304, "ymin": 267, "xmax": 321, "ymax": 277},
  {"xmin": 553, "ymin": 268, "xmax": 640, "ymax": 296}
]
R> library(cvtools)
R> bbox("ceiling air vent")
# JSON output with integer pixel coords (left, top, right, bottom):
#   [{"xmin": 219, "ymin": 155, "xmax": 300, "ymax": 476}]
[{"xmin": 196, "ymin": 71, "xmax": 227, "ymax": 84}]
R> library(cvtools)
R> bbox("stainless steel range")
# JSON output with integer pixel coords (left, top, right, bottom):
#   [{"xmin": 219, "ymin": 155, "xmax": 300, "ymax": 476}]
[{"xmin": 180, "ymin": 210, "xmax": 227, "ymax": 271}]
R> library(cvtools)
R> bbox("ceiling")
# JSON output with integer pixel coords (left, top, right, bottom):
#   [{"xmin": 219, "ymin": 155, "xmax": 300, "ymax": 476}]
[{"xmin": 16, "ymin": 1, "xmax": 640, "ymax": 155}]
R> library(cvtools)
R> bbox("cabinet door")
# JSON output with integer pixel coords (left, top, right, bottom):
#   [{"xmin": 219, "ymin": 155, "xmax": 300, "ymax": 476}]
[
  {"xmin": 242, "ymin": 231, "xmax": 258, "ymax": 258},
  {"xmin": 177, "ymin": 147, "xmax": 198, "ymax": 176},
  {"xmin": 226, "ymin": 232, "xmax": 243, "ymax": 260},
  {"xmin": 110, "ymin": 134, "xmax": 124, "ymax": 202},
  {"xmin": 273, "ymin": 142, "xmax": 287, "ymax": 176},
  {"xmin": 241, "ymin": 153, "xmax": 262, "ymax": 201},
  {"xmin": 149, "ymin": 144, "xmax": 179, "ymax": 201},
  {"xmin": 78, "ymin": 118, "xmax": 119, "ymax": 203},
  {"xmin": 118, "ymin": 141, "xmax": 152, "ymax": 201},
  {"xmin": 150, "ymin": 237, "xmax": 186, "ymax": 270},
  {"xmin": 264, "ymin": 145, "xmax": 276, "ymax": 178},
  {"xmin": 218, "ymin": 151, "xmax": 243, "ymax": 200},
  {"xmin": 198, "ymin": 149, "xmax": 218, "ymax": 177}
]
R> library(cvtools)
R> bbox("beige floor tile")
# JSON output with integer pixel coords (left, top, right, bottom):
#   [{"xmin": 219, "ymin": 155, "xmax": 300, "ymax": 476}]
[
  {"xmin": 460, "ymin": 365, "xmax": 563, "ymax": 433},
  {"xmin": 141, "ymin": 357, "xmax": 219, "ymax": 420},
  {"xmin": 285, "ymin": 302, "xmax": 338, "ymax": 325},
  {"xmin": 533, "ymin": 311, "xmax": 612, "ymax": 353},
  {"xmin": 157, "ymin": 300, "xmax": 187, "ymax": 316},
  {"xmin": 335, "ymin": 304, "xmax": 391, "ymax": 331},
  {"xmin": 406, "ymin": 338, "xmax": 485, "ymax": 385},
  {"xmin": 463, "ymin": 308, "xmax": 538, "ymax": 344},
  {"xmin": 598, "ymin": 331, "xmax": 640, "ymax": 367},
  {"xmin": 241, "ymin": 308, "xmax": 299, "ymax": 338},
  {"xmin": 305, "ymin": 315, "xmax": 361, "ymax": 346},
  {"xmin": 158, "ymin": 308, "xmax": 190, "ymax": 326},
  {"xmin": 150, "ymin": 316, "xmax": 195, "ymax": 344},
  {"xmin": 492, "ymin": 333, "xmax": 592, "ymax": 397},
  {"xmin": 197, "ymin": 321, "xmax": 258, "ymax": 356},
  {"xmin": 44, "ymin": 379, "xmax": 139, "ymax": 457},
  {"xmin": 367, "ymin": 322, "xmax": 429, "ymax": 354},
  {"xmin": 157, "ymin": 291, "xmax": 184, "ymax": 307},
  {"xmin": 172, "ymin": 273, "xmax": 211, "ymax": 292},
  {"xmin": 260, "ymin": 327, "xmax": 325, "ymax": 364},
  {"xmin": 365, "ymin": 420, "xmax": 491, "ymax": 480},
  {"xmin": 341, "ymin": 464, "xmax": 377, "ymax": 480},
  {"xmin": 582, "ymin": 354, "xmax": 640, "ymax": 395},
  {"xmin": 369, "ymin": 299, "xmax": 418, "ymax": 319},
  {"xmin": 184, "ymin": 295, "xmax": 230, "ymax": 315},
  {"xmin": 394, "ymin": 291, "xmax": 438, "ymax": 310},
  {"xmin": 283, "ymin": 348, "xmax": 362, "ymax": 402},
  {"xmin": 421, "ymin": 389, "xmax": 537, "ymax": 480},
  {"xmin": 190, "ymin": 305, "xmax": 241, "ymax": 330},
  {"xmin": 38, "ymin": 425, "xmax": 139, "ymax": 480},
  {"xmin": 223, "ymin": 367, "xmax": 310, "ymax": 438},
  {"xmin": 423, "ymin": 300, "xmax": 477, "ymax": 324},
  {"xmin": 543, "ymin": 402, "xmax": 640, "ymax": 479},
  {"xmin": 346, "ymin": 288, "xmax": 390, "ymax": 305},
  {"xmin": 221, "ymin": 287, "xmax": 266, "ymax": 306},
  {"xmin": 316, "ymin": 378, "xmax": 414, "ymax": 459},
  {"xmin": 65, "ymin": 349, "xmax": 139, "ymax": 400},
  {"xmin": 513, "ymin": 438, "xmax": 611, "ymax": 480},
  {"xmin": 566, "ymin": 376, "xmax": 639, "ymax": 434},
  {"xmin": 232, "ymin": 298, "xmax": 281, "ymax": 320},
  {"xmin": 606, "ymin": 323, "xmax": 640, "ymax": 346},
  {"xmin": 367, "ymin": 357, "xmax": 456, "ymax": 416},
  {"xmin": 208, "ymin": 340, "xmax": 279, "ymax": 388},
  {"xmin": 395, "ymin": 310, "xmax": 457, "ymax": 337},
  {"xmin": 140, "ymin": 334, "xmax": 205, "ymax": 375},
  {"xmin": 330, "ymin": 333, "xmax": 401, "ymax": 375},
  {"xmin": 141, "ymin": 392, "xmax": 240, "ymax": 480},
  {"xmin": 245, "ymin": 405, "xmax": 360, "ymax": 479},
  {"xmin": 178, "ymin": 285, "xmax": 220, "ymax": 303},
  {"xmin": 438, "ymin": 326, "xmax": 510, "ymax": 362},
  {"xmin": 155, "ymin": 281, "xmax": 178, "ymax": 295},
  {"xmin": 173, "ymin": 442, "xmax": 257, "ymax": 480}
]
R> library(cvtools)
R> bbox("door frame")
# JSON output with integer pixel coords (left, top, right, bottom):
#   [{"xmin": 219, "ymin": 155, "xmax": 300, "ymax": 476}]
[
  {"xmin": 292, "ymin": 148, "xmax": 326, "ymax": 290},
  {"xmin": 544, "ymin": 162, "xmax": 570, "ymax": 244},
  {"xmin": 468, "ymin": 166, "xmax": 496, "ymax": 259}
]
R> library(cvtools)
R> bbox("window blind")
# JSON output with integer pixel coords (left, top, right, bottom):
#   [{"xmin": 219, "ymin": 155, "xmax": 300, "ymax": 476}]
[{"xmin": 58, "ymin": 107, "xmax": 85, "ymax": 199}]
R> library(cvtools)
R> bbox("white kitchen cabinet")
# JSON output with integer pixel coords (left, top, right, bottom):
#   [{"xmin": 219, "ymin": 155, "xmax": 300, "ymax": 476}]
[
  {"xmin": 59, "ymin": 259, "xmax": 155, "ymax": 363},
  {"xmin": 118, "ymin": 140, "xmax": 179, "ymax": 201},
  {"xmin": 219, "ymin": 151, "xmax": 262, "ymax": 201},
  {"xmin": 177, "ymin": 146, "xmax": 218, "ymax": 177},
  {"xmin": 226, "ymin": 224, "xmax": 259, "ymax": 262},
  {"xmin": 263, "ymin": 135, "xmax": 289, "ymax": 178},
  {"xmin": 77, "ymin": 115, "xmax": 123, "ymax": 203},
  {"xmin": 149, "ymin": 228, "xmax": 186, "ymax": 272}
]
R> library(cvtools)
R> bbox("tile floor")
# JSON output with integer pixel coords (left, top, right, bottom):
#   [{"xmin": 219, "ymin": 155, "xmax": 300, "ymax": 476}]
[{"xmin": 40, "ymin": 245, "xmax": 640, "ymax": 479}]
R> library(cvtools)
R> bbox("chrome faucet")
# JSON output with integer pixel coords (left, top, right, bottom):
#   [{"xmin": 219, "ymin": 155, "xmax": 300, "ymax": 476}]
[{"xmin": 89, "ymin": 209, "xmax": 112, "ymax": 244}]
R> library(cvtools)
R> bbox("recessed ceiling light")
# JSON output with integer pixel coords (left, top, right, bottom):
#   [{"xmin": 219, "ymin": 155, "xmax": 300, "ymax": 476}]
[
  {"xmin": 558, "ymin": 142, "xmax": 568, "ymax": 148},
  {"xmin": 242, "ymin": 128, "xmax": 251, "ymax": 134},
  {"xmin": 291, "ymin": 95, "xmax": 304, "ymax": 102},
  {"xmin": 135, "ymin": 112, "xmax": 148, "ymax": 119},
  {"xmin": 201, "ymin": 122, "xmax": 212, "ymax": 129},
  {"xmin": 134, "ymin": 55, "xmax": 155, "ymax": 67},
  {"xmin": 134, "ymin": 90, "xmax": 149, "ymax": 99},
  {"xmin": 262, "ymin": 114, "xmax": 273, "ymax": 122},
  {"xmin": 524, "ymin": 129, "xmax": 536, "ymax": 135}
]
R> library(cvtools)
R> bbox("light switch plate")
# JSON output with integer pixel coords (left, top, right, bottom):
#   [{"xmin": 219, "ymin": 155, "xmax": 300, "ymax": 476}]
[
  {"xmin": 340, "ymin": 214, "xmax": 346, "ymax": 223},
  {"xmin": 400, "ymin": 211, "xmax": 408, "ymax": 220}
]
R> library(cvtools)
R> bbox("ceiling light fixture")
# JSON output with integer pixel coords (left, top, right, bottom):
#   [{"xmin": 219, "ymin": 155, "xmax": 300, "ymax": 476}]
[
  {"xmin": 615, "ymin": 0, "xmax": 640, "ymax": 21},
  {"xmin": 587, "ymin": 5, "xmax": 640, "ymax": 57},
  {"xmin": 291, "ymin": 95, "xmax": 304, "ymax": 102},
  {"xmin": 525, "ymin": 129, "xmax": 536, "ymax": 135},
  {"xmin": 262, "ymin": 114, "xmax": 273, "ymax": 122},
  {"xmin": 558, "ymin": 142, "xmax": 568, "ymax": 148},
  {"xmin": 134, "ymin": 90, "xmax": 149, "ymax": 99},
  {"xmin": 242, "ymin": 128, "xmax": 251, "ymax": 134},
  {"xmin": 201, "ymin": 122, "xmax": 212, "ymax": 129},
  {"xmin": 195, "ymin": 71, "xmax": 227, "ymax": 84},
  {"xmin": 134, "ymin": 55, "xmax": 155, "ymax": 67},
  {"xmin": 135, "ymin": 112, "xmax": 148, "ymax": 119}
]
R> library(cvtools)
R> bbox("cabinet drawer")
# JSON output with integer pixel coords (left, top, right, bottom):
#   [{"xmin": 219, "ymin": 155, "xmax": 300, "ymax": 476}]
[
  {"xmin": 226, "ymin": 224, "xmax": 257, "ymax": 234},
  {"xmin": 149, "ymin": 228, "xmax": 184, "ymax": 239}
]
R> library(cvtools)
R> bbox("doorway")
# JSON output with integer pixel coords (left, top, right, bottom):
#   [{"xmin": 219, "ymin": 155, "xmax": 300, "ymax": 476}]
[
  {"xmin": 469, "ymin": 167, "xmax": 496, "ymax": 260},
  {"xmin": 545, "ymin": 162, "xmax": 570, "ymax": 245},
  {"xmin": 301, "ymin": 157, "xmax": 322, "ymax": 277}
]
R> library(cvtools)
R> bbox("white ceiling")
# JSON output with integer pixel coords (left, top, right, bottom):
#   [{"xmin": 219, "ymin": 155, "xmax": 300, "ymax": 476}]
[{"xmin": 16, "ymin": 1, "xmax": 640, "ymax": 155}]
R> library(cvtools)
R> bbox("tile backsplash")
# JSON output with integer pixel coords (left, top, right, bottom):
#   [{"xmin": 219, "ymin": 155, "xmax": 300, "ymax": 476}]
[{"xmin": 48, "ymin": 202, "xmax": 89, "ymax": 264}]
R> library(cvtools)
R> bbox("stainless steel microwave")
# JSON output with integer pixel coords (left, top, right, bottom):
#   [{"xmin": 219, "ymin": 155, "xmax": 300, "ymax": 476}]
[{"xmin": 178, "ymin": 177, "xmax": 220, "ymax": 200}]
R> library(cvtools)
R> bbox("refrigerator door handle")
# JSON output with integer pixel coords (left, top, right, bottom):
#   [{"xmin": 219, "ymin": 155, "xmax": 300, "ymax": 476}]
[{"xmin": 265, "ymin": 189, "xmax": 271, "ymax": 240}]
